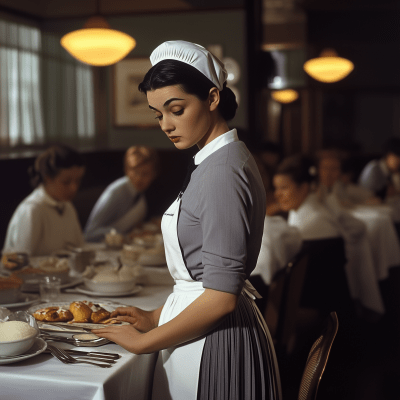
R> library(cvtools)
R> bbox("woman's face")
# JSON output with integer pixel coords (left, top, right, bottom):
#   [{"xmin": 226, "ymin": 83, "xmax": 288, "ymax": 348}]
[
  {"xmin": 273, "ymin": 174, "xmax": 309, "ymax": 211},
  {"xmin": 125, "ymin": 162, "xmax": 156, "ymax": 192},
  {"xmin": 386, "ymin": 153, "xmax": 400, "ymax": 172},
  {"xmin": 146, "ymin": 85, "xmax": 213, "ymax": 150},
  {"xmin": 318, "ymin": 157, "xmax": 341, "ymax": 189},
  {"xmin": 44, "ymin": 166, "xmax": 85, "ymax": 202}
]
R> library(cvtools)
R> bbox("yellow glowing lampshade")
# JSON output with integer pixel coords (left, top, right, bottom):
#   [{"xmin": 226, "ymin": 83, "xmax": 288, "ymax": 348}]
[
  {"xmin": 61, "ymin": 16, "xmax": 136, "ymax": 66},
  {"xmin": 271, "ymin": 89, "xmax": 299, "ymax": 104},
  {"xmin": 303, "ymin": 49, "xmax": 354, "ymax": 83}
]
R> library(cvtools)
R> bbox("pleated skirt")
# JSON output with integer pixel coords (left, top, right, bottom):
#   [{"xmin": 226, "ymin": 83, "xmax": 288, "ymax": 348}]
[
  {"xmin": 151, "ymin": 282, "xmax": 282, "ymax": 400},
  {"xmin": 197, "ymin": 293, "xmax": 281, "ymax": 400}
]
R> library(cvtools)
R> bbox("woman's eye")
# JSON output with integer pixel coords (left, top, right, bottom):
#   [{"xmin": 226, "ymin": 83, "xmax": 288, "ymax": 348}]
[
  {"xmin": 173, "ymin": 109, "xmax": 183, "ymax": 116},
  {"xmin": 155, "ymin": 115, "xmax": 163, "ymax": 121}
]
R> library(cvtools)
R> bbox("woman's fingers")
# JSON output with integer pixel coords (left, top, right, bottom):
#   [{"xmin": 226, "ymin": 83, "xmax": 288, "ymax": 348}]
[
  {"xmin": 110, "ymin": 307, "xmax": 138, "ymax": 318},
  {"xmin": 115, "ymin": 315, "xmax": 137, "ymax": 324},
  {"xmin": 91, "ymin": 325, "xmax": 143, "ymax": 353}
]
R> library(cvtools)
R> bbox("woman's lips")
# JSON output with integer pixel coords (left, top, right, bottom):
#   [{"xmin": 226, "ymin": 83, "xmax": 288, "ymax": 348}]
[{"xmin": 169, "ymin": 136, "xmax": 180, "ymax": 143}]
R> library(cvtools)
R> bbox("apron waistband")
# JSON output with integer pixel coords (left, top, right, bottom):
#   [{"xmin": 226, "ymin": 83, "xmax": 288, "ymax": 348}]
[{"xmin": 172, "ymin": 279, "xmax": 262, "ymax": 299}]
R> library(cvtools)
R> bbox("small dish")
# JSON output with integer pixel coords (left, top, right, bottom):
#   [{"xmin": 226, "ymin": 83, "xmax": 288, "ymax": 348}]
[
  {"xmin": 71, "ymin": 284, "xmax": 143, "ymax": 297},
  {"xmin": 21, "ymin": 277, "xmax": 83, "ymax": 293},
  {"xmin": 0, "ymin": 337, "xmax": 47, "ymax": 364},
  {"xmin": 0, "ymin": 293, "xmax": 40, "ymax": 309}
]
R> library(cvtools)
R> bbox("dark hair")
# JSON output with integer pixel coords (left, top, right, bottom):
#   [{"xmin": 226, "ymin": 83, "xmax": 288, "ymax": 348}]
[
  {"xmin": 384, "ymin": 137, "xmax": 400, "ymax": 157},
  {"xmin": 28, "ymin": 145, "xmax": 84, "ymax": 188},
  {"xmin": 275, "ymin": 154, "xmax": 317, "ymax": 185},
  {"xmin": 138, "ymin": 59, "xmax": 238, "ymax": 121}
]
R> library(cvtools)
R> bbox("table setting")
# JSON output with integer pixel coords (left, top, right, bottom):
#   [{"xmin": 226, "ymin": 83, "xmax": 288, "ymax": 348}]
[{"xmin": 0, "ymin": 223, "xmax": 174, "ymax": 400}]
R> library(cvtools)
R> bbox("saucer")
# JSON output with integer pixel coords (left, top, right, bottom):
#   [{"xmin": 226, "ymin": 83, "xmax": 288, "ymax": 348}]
[
  {"xmin": 0, "ymin": 338, "xmax": 47, "ymax": 365},
  {"xmin": 21, "ymin": 277, "xmax": 83, "ymax": 293},
  {"xmin": 68, "ymin": 284, "xmax": 143, "ymax": 297},
  {"xmin": 0, "ymin": 293, "xmax": 40, "ymax": 309}
]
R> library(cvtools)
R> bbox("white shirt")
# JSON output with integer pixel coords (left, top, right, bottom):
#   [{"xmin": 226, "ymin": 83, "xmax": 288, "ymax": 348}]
[
  {"xmin": 194, "ymin": 129, "xmax": 238, "ymax": 165},
  {"xmin": 3, "ymin": 186, "xmax": 84, "ymax": 256},
  {"xmin": 288, "ymin": 193, "xmax": 341, "ymax": 240},
  {"xmin": 252, "ymin": 216, "xmax": 302, "ymax": 284}
]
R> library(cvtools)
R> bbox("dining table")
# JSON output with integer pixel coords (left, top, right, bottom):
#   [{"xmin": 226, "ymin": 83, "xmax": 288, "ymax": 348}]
[{"xmin": 0, "ymin": 245, "xmax": 174, "ymax": 400}]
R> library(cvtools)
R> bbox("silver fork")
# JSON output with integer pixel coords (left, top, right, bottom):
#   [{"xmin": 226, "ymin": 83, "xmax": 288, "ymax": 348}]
[{"xmin": 47, "ymin": 345, "xmax": 112, "ymax": 368}]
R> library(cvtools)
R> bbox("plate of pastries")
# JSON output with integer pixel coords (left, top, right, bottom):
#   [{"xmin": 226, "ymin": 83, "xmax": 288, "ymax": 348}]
[{"xmin": 28, "ymin": 300, "xmax": 129, "ymax": 329}]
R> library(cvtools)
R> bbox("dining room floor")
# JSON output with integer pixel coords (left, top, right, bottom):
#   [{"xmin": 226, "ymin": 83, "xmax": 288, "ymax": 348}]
[{"xmin": 279, "ymin": 270, "xmax": 400, "ymax": 400}]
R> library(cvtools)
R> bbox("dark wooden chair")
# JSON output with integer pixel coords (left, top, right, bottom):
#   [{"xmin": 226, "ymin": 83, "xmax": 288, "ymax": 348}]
[
  {"xmin": 298, "ymin": 312, "xmax": 339, "ymax": 400},
  {"xmin": 263, "ymin": 251, "xmax": 309, "ymax": 351},
  {"xmin": 300, "ymin": 238, "xmax": 351, "ymax": 313}
]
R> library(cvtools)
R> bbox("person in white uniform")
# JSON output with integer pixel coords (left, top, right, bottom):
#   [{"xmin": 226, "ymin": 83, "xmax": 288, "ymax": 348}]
[
  {"xmin": 84, "ymin": 146, "xmax": 159, "ymax": 242},
  {"xmin": 3, "ymin": 145, "xmax": 85, "ymax": 256},
  {"xmin": 93, "ymin": 41, "xmax": 281, "ymax": 400}
]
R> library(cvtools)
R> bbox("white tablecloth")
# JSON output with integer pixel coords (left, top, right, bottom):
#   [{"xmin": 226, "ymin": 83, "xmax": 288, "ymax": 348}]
[
  {"xmin": 0, "ymin": 285, "xmax": 174, "ymax": 400},
  {"xmin": 349, "ymin": 205, "xmax": 400, "ymax": 281}
]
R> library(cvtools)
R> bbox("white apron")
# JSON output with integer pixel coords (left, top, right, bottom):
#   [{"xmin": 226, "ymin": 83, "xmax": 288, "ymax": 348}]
[
  {"xmin": 151, "ymin": 196, "xmax": 279, "ymax": 400},
  {"xmin": 151, "ymin": 196, "xmax": 206, "ymax": 400}
]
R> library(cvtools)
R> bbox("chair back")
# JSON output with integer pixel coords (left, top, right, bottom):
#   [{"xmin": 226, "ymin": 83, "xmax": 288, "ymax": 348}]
[
  {"xmin": 298, "ymin": 312, "xmax": 339, "ymax": 400},
  {"xmin": 276, "ymin": 251, "xmax": 309, "ymax": 350},
  {"xmin": 300, "ymin": 238, "xmax": 349, "ymax": 311},
  {"xmin": 264, "ymin": 251, "xmax": 309, "ymax": 345}
]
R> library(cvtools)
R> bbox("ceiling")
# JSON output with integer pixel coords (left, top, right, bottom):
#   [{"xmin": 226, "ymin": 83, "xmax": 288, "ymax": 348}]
[{"xmin": 0, "ymin": 0, "xmax": 244, "ymax": 19}]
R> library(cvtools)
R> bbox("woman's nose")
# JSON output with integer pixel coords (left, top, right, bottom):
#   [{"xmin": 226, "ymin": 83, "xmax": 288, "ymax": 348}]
[{"xmin": 160, "ymin": 116, "xmax": 175, "ymax": 134}]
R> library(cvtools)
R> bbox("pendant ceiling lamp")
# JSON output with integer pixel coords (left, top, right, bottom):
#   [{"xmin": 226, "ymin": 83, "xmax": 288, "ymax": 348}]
[
  {"xmin": 303, "ymin": 49, "xmax": 354, "ymax": 83},
  {"xmin": 60, "ymin": 1, "xmax": 136, "ymax": 66},
  {"xmin": 271, "ymin": 89, "xmax": 299, "ymax": 104}
]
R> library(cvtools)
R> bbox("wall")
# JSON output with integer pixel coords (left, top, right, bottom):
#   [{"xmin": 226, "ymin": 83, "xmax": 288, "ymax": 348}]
[{"xmin": 41, "ymin": 9, "xmax": 247, "ymax": 150}]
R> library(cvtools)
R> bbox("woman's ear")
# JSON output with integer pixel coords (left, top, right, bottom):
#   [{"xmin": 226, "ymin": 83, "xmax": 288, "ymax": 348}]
[{"xmin": 208, "ymin": 87, "xmax": 220, "ymax": 111}]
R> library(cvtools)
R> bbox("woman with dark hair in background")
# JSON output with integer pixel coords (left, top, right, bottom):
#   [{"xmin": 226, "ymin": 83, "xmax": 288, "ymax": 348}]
[
  {"xmin": 92, "ymin": 41, "xmax": 281, "ymax": 400},
  {"xmin": 3, "ymin": 145, "xmax": 85, "ymax": 256},
  {"xmin": 274, "ymin": 154, "xmax": 342, "ymax": 240}
]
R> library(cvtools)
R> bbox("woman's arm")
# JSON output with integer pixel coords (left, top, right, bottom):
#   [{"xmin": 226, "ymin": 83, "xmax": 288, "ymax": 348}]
[{"xmin": 92, "ymin": 288, "xmax": 238, "ymax": 354}]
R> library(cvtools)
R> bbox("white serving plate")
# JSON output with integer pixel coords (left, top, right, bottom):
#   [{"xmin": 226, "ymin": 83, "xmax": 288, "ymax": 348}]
[
  {"xmin": 0, "ymin": 337, "xmax": 47, "ymax": 365},
  {"xmin": 28, "ymin": 301, "xmax": 130, "ymax": 330}
]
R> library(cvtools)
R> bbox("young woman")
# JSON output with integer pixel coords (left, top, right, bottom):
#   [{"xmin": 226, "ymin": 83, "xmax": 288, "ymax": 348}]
[
  {"xmin": 84, "ymin": 146, "xmax": 159, "ymax": 242},
  {"xmin": 93, "ymin": 41, "xmax": 281, "ymax": 400},
  {"xmin": 274, "ymin": 154, "xmax": 342, "ymax": 240},
  {"xmin": 3, "ymin": 145, "xmax": 85, "ymax": 256}
]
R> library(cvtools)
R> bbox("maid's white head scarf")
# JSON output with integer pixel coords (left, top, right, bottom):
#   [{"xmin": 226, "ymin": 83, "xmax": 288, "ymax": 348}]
[{"xmin": 150, "ymin": 40, "xmax": 228, "ymax": 91}]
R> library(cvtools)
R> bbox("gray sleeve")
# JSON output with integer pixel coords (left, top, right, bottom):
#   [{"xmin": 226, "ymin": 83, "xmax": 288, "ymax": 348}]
[
  {"xmin": 197, "ymin": 164, "xmax": 251, "ymax": 295},
  {"xmin": 84, "ymin": 186, "xmax": 128, "ymax": 242}
]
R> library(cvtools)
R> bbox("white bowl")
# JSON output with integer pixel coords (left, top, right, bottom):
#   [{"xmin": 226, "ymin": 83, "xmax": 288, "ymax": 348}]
[
  {"xmin": 0, "ymin": 328, "xmax": 38, "ymax": 356},
  {"xmin": 83, "ymin": 277, "xmax": 137, "ymax": 294}
]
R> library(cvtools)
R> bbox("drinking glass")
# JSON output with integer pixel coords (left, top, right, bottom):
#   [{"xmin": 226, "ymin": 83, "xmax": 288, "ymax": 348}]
[{"xmin": 39, "ymin": 276, "xmax": 61, "ymax": 302}]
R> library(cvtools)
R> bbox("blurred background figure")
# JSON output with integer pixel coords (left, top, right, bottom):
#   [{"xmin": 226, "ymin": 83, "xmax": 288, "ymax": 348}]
[
  {"xmin": 359, "ymin": 137, "xmax": 400, "ymax": 200},
  {"xmin": 251, "ymin": 156, "xmax": 303, "ymax": 311},
  {"xmin": 274, "ymin": 154, "xmax": 341, "ymax": 240},
  {"xmin": 317, "ymin": 149, "xmax": 380, "ymax": 206},
  {"xmin": 3, "ymin": 145, "xmax": 85, "ymax": 256},
  {"xmin": 84, "ymin": 146, "xmax": 159, "ymax": 242},
  {"xmin": 252, "ymin": 155, "xmax": 302, "ymax": 284}
]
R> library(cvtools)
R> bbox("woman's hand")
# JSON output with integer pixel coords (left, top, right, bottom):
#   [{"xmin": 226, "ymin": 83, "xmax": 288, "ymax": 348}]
[
  {"xmin": 109, "ymin": 306, "xmax": 161, "ymax": 333},
  {"xmin": 92, "ymin": 324, "xmax": 144, "ymax": 354}
]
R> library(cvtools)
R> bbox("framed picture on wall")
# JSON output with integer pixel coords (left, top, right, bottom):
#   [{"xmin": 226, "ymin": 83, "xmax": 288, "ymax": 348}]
[{"xmin": 113, "ymin": 58, "xmax": 158, "ymax": 127}]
